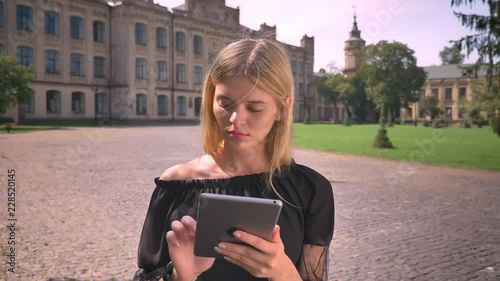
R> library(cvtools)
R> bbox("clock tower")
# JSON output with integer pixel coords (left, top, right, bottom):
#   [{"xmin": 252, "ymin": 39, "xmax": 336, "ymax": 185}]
[{"xmin": 343, "ymin": 14, "xmax": 365, "ymax": 76}]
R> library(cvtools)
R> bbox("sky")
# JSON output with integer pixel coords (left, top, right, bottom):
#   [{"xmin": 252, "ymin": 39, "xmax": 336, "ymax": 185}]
[{"xmin": 156, "ymin": 0, "xmax": 490, "ymax": 72}]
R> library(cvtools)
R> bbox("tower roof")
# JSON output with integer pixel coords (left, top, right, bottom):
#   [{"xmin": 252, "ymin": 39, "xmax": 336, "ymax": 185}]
[{"xmin": 349, "ymin": 14, "xmax": 362, "ymax": 39}]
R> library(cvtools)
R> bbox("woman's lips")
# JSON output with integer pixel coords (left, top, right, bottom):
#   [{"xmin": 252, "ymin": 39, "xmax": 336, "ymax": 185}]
[{"xmin": 228, "ymin": 130, "xmax": 248, "ymax": 138}]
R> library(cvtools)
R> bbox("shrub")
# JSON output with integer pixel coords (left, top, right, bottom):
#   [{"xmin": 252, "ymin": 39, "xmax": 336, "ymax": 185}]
[{"xmin": 372, "ymin": 125, "xmax": 394, "ymax": 148}]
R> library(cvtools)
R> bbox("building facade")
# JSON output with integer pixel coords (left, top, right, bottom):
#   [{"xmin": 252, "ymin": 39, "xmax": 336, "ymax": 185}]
[
  {"xmin": 0, "ymin": 0, "xmax": 317, "ymax": 123},
  {"xmin": 406, "ymin": 65, "xmax": 486, "ymax": 122}
]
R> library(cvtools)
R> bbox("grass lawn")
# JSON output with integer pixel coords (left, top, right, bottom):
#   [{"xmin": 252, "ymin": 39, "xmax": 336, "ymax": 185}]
[
  {"xmin": 0, "ymin": 125, "xmax": 51, "ymax": 134},
  {"xmin": 293, "ymin": 124, "xmax": 500, "ymax": 171},
  {"xmin": 0, "ymin": 120, "xmax": 129, "ymax": 134}
]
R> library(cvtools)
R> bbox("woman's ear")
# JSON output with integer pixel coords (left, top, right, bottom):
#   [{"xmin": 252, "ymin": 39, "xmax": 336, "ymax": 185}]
[{"xmin": 276, "ymin": 97, "xmax": 292, "ymax": 121}]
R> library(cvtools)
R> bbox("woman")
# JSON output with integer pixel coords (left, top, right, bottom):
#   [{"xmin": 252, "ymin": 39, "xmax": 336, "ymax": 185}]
[{"xmin": 134, "ymin": 38, "xmax": 334, "ymax": 281}]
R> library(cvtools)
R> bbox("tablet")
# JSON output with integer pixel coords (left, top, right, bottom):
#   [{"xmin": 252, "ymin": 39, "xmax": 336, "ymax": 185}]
[{"xmin": 194, "ymin": 193, "xmax": 283, "ymax": 258}]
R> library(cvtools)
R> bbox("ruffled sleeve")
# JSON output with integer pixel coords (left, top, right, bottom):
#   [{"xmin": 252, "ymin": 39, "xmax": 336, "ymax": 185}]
[
  {"xmin": 136, "ymin": 178, "xmax": 204, "ymax": 273},
  {"xmin": 295, "ymin": 165, "xmax": 335, "ymax": 281}
]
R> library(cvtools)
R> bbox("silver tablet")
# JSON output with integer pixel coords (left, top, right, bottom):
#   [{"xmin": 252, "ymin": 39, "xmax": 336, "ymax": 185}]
[{"xmin": 194, "ymin": 193, "xmax": 283, "ymax": 258}]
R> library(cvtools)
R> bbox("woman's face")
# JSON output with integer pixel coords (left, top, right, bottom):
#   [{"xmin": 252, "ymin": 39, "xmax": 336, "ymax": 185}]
[{"xmin": 213, "ymin": 76, "xmax": 281, "ymax": 152}]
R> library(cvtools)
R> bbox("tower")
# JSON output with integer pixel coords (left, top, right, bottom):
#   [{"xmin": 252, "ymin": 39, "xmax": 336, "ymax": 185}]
[{"xmin": 343, "ymin": 13, "xmax": 365, "ymax": 76}]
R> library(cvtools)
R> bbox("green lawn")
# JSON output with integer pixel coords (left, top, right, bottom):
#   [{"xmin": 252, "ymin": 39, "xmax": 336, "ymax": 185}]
[
  {"xmin": 0, "ymin": 120, "xmax": 129, "ymax": 134},
  {"xmin": 0, "ymin": 125, "xmax": 51, "ymax": 134},
  {"xmin": 293, "ymin": 124, "xmax": 500, "ymax": 170}
]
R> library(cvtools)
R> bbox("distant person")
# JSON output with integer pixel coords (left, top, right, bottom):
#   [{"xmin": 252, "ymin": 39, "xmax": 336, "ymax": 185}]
[{"xmin": 134, "ymin": 38, "xmax": 334, "ymax": 281}]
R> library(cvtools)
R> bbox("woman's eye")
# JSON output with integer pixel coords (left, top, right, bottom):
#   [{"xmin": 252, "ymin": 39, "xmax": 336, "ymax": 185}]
[
  {"xmin": 248, "ymin": 108, "xmax": 263, "ymax": 113},
  {"xmin": 218, "ymin": 100, "xmax": 230, "ymax": 108}
]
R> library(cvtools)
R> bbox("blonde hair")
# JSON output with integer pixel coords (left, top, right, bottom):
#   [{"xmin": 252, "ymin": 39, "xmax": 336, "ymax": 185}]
[{"xmin": 200, "ymin": 39, "xmax": 294, "ymax": 194}]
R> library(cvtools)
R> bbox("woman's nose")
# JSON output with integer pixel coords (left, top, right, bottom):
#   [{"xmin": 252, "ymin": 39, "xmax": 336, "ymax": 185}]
[{"xmin": 229, "ymin": 106, "xmax": 247, "ymax": 124}]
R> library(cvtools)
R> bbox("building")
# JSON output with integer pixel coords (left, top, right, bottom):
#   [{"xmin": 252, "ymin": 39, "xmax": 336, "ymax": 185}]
[
  {"xmin": 0, "ymin": 0, "xmax": 316, "ymax": 123},
  {"xmin": 406, "ymin": 64, "xmax": 487, "ymax": 122}
]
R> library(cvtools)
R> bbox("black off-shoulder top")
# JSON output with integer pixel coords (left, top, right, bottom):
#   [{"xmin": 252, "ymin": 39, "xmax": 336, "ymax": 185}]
[{"xmin": 135, "ymin": 163, "xmax": 334, "ymax": 281}]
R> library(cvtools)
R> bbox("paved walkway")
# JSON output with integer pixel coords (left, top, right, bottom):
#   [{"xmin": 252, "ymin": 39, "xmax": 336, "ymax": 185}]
[{"xmin": 0, "ymin": 126, "xmax": 499, "ymax": 281}]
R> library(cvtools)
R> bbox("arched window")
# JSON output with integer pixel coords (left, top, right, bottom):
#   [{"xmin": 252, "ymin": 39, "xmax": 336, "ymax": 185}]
[
  {"xmin": 157, "ymin": 95, "xmax": 167, "ymax": 115},
  {"xmin": 177, "ymin": 96, "xmax": 186, "ymax": 115},
  {"xmin": 72, "ymin": 92, "xmax": 85, "ymax": 113},
  {"xmin": 95, "ymin": 93, "xmax": 107, "ymax": 114},
  {"xmin": 46, "ymin": 90, "xmax": 61, "ymax": 113},
  {"xmin": 135, "ymin": 23, "xmax": 147, "ymax": 45},
  {"xmin": 136, "ymin": 93, "xmax": 147, "ymax": 115}
]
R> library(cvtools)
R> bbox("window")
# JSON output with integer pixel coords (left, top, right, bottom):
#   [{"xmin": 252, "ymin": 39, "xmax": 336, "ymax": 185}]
[
  {"xmin": 194, "ymin": 35, "xmax": 202, "ymax": 55},
  {"xmin": 157, "ymin": 61, "xmax": 167, "ymax": 81},
  {"xmin": 93, "ymin": 21, "xmax": 105, "ymax": 42},
  {"xmin": 194, "ymin": 66, "xmax": 203, "ymax": 85},
  {"xmin": 135, "ymin": 23, "xmax": 146, "ymax": 45},
  {"xmin": 46, "ymin": 90, "xmax": 61, "ymax": 113},
  {"xmin": 445, "ymin": 88, "xmax": 452, "ymax": 100},
  {"xmin": 17, "ymin": 46, "xmax": 33, "ymax": 66},
  {"xmin": 45, "ymin": 50, "xmax": 60, "ymax": 74},
  {"xmin": 176, "ymin": 32, "xmax": 185, "ymax": 51},
  {"xmin": 70, "ymin": 16, "xmax": 84, "ymax": 40},
  {"xmin": 16, "ymin": 5, "xmax": 33, "ymax": 31},
  {"xmin": 177, "ymin": 96, "xmax": 186, "ymax": 115},
  {"xmin": 431, "ymin": 88, "xmax": 438, "ymax": 97},
  {"xmin": 72, "ymin": 92, "xmax": 85, "ymax": 113},
  {"xmin": 306, "ymin": 63, "xmax": 312, "ymax": 74},
  {"xmin": 176, "ymin": 63, "xmax": 186, "ymax": 83},
  {"xmin": 459, "ymin": 87, "xmax": 466, "ymax": 99},
  {"xmin": 291, "ymin": 60, "xmax": 297, "ymax": 75},
  {"xmin": 0, "ymin": 2, "xmax": 3, "ymax": 27},
  {"xmin": 156, "ymin": 27, "xmax": 166, "ymax": 48},
  {"xmin": 194, "ymin": 97, "xmax": 202, "ymax": 116},
  {"xmin": 157, "ymin": 95, "xmax": 167, "ymax": 115},
  {"xmin": 0, "ymin": 44, "xmax": 3, "ymax": 54},
  {"xmin": 136, "ymin": 93, "xmax": 147, "ymax": 115},
  {"xmin": 44, "ymin": 11, "xmax": 59, "ymax": 35},
  {"xmin": 445, "ymin": 107, "xmax": 452, "ymax": 118},
  {"xmin": 71, "ymin": 53, "xmax": 85, "ymax": 76},
  {"xmin": 94, "ymin": 56, "xmax": 105, "ymax": 78},
  {"xmin": 299, "ymin": 83, "xmax": 304, "ymax": 96},
  {"xmin": 136, "ymin": 58, "xmax": 147, "ymax": 79},
  {"xmin": 95, "ymin": 93, "xmax": 106, "ymax": 114},
  {"xmin": 299, "ymin": 61, "xmax": 303, "ymax": 74},
  {"xmin": 24, "ymin": 92, "xmax": 35, "ymax": 113}
]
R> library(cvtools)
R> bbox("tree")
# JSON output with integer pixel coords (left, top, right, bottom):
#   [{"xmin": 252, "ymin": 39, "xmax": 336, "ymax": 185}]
[
  {"xmin": 314, "ymin": 69, "xmax": 341, "ymax": 120},
  {"xmin": 419, "ymin": 95, "xmax": 442, "ymax": 120},
  {"xmin": 357, "ymin": 40, "xmax": 427, "ymax": 126},
  {"xmin": 0, "ymin": 55, "xmax": 34, "ymax": 115},
  {"xmin": 439, "ymin": 45, "xmax": 465, "ymax": 64},
  {"xmin": 451, "ymin": 0, "xmax": 500, "ymax": 136}
]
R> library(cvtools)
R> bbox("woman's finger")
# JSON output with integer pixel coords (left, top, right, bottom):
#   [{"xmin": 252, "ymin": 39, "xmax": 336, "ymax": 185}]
[
  {"xmin": 180, "ymin": 215, "xmax": 197, "ymax": 237},
  {"xmin": 171, "ymin": 220, "xmax": 190, "ymax": 243},
  {"xmin": 166, "ymin": 230, "xmax": 180, "ymax": 247}
]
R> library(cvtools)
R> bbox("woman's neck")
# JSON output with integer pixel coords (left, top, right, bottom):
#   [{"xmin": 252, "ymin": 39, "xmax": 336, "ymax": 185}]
[{"xmin": 213, "ymin": 146, "xmax": 270, "ymax": 177}]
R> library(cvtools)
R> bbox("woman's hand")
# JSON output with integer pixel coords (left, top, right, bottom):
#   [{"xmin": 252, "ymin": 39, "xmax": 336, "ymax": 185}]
[
  {"xmin": 166, "ymin": 216, "xmax": 215, "ymax": 281},
  {"xmin": 213, "ymin": 225, "xmax": 302, "ymax": 281}
]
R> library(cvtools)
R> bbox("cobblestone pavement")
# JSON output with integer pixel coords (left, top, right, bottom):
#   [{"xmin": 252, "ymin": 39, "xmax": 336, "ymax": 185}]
[{"xmin": 0, "ymin": 126, "xmax": 499, "ymax": 281}]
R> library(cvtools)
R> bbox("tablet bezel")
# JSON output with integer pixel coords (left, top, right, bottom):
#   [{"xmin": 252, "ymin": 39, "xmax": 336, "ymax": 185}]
[{"xmin": 194, "ymin": 193, "xmax": 283, "ymax": 258}]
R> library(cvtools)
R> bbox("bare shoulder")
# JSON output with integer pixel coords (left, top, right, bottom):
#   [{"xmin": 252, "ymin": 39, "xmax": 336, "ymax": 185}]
[{"xmin": 160, "ymin": 155, "xmax": 214, "ymax": 181}]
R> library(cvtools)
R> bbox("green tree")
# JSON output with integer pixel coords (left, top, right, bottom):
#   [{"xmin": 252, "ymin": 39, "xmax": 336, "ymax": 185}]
[
  {"xmin": 357, "ymin": 40, "xmax": 427, "ymax": 126},
  {"xmin": 451, "ymin": 0, "xmax": 500, "ymax": 136},
  {"xmin": 0, "ymin": 55, "xmax": 34, "ymax": 115},
  {"xmin": 419, "ymin": 95, "xmax": 443, "ymax": 120},
  {"xmin": 439, "ymin": 45, "xmax": 465, "ymax": 64},
  {"xmin": 314, "ymin": 69, "xmax": 341, "ymax": 118}
]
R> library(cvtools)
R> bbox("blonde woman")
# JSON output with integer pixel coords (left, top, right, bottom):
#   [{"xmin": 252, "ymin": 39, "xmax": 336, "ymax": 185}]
[{"xmin": 134, "ymin": 39, "xmax": 334, "ymax": 281}]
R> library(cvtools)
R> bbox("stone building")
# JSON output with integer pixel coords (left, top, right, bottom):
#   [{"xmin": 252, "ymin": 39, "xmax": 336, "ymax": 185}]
[{"xmin": 0, "ymin": 0, "xmax": 316, "ymax": 123}]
